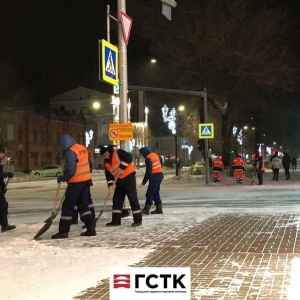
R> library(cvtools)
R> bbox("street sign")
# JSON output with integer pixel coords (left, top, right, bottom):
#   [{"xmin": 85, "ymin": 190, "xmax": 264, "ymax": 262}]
[
  {"xmin": 113, "ymin": 84, "xmax": 119, "ymax": 94},
  {"xmin": 100, "ymin": 39, "xmax": 118, "ymax": 85},
  {"xmin": 120, "ymin": 11, "xmax": 132, "ymax": 45},
  {"xmin": 109, "ymin": 123, "xmax": 133, "ymax": 141},
  {"xmin": 199, "ymin": 123, "xmax": 214, "ymax": 139},
  {"xmin": 181, "ymin": 137, "xmax": 189, "ymax": 149}
]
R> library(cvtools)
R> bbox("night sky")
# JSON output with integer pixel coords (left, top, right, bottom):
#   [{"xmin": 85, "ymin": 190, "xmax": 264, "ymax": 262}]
[
  {"xmin": 0, "ymin": 0, "xmax": 151, "ymax": 103},
  {"xmin": 1, "ymin": 1, "xmax": 299, "ymax": 127}
]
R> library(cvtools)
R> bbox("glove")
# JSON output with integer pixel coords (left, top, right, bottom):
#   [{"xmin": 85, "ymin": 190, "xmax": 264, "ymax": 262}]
[
  {"xmin": 57, "ymin": 175, "xmax": 64, "ymax": 183},
  {"xmin": 7, "ymin": 172, "xmax": 14, "ymax": 178}
]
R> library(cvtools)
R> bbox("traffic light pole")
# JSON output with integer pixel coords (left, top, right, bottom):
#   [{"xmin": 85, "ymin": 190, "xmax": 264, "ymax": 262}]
[{"xmin": 133, "ymin": 85, "xmax": 209, "ymax": 183}]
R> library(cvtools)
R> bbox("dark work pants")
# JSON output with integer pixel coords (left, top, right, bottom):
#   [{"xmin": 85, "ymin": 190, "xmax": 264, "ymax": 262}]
[
  {"xmin": 257, "ymin": 171, "xmax": 264, "ymax": 185},
  {"xmin": 72, "ymin": 189, "xmax": 95, "ymax": 222},
  {"xmin": 284, "ymin": 168, "xmax": 290, "ymax": 179},
  {"xmin": 273, "ymin": 168, "xmax": 279, "ymax": 180},
  {"xmin": 0, "ymin": 192, "xmax": 8, "ymax": 214},
  {"xmin": 59, "ymin": 181, "xmax": 93, "ymax": 233},
  {"xmin": 145, "ymin": 179, "xmax": 162, "ymax": 206},
  {"xmin": 112, "ymin": 173, "xmax": 140, "ymax": 212}
]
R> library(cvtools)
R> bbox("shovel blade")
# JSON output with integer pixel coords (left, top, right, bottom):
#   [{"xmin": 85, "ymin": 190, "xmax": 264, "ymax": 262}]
[
  {"xmin": 34, "ymin": 219, "xmax": 53, "ymax": 240},
  {"xmin": 95, "ymin": 210, "xmax": 104, "ymax": 222}
]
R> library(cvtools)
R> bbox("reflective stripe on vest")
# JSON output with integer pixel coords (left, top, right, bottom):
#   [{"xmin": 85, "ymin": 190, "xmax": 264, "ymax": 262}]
[
  {"xmin": 68, "ymin": 144, "xmax": 92, "ymax": 183},
  {"xmin": 147, "ymin": 152, "xmax": 163, "ymax": 174},
  {"xmin": 105, "ymin": 150, "xmax": 135, "ymax": 179}
]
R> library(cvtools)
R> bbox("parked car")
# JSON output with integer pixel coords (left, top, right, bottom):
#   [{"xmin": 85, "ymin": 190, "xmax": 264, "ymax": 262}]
[
  {"xmin": 31, "ymin": 165, "xmax": 62, "ymax": 177},
  {"xmin": 189, "ymin": 162, "xmax": 205, "ymax": 175}
]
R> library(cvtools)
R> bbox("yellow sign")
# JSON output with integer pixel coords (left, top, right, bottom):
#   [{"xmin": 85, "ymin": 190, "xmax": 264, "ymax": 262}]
[
  {"xmin": 101, "ymin": 39, "xmax": 118, "ymax": 85},
  {"xmin": 109, "ymin": 123, "xmax": 133, "ymax": 141},
  {"xmin": 199, "ymin": 123, "xmax": 214, "ymax": 139}
]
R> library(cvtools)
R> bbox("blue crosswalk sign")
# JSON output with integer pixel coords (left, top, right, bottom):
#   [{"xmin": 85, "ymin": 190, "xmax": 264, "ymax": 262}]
[
  {"xmin": 100, "ymin": 39, "xmax": 118, "ymax": 85},
  {"xmin": 199, "ymin": 123, "xmax": 214, "ymax": 139}
]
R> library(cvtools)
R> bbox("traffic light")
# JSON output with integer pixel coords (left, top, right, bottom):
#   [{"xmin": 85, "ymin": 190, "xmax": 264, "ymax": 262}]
[{"xmin": 196, "ymin": 139, "xmax": 205, "ymax": 151}]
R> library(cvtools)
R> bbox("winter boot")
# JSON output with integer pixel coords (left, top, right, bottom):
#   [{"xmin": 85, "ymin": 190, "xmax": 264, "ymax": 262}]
[
  {"xmin": 51, "ymin": 232, "xmax": 69, "ymax": 239},
  {"xmin": 106, "ymin": 212, "xmax": 121, "ymax": 226},
  {"xmin": 132, "ymin": 212, "xmax": 142, "ymax": 227},
  {"xmin": 81, "ymin": 219, "xmax": 97, "ymax": 236},
  {"xmin": 141, "ymin": 204, "xmax": 151, "ymax": 215},
  {"xmin": 151, "ymin": 204, "xmax": 163, "ymax": 214},
  {"xmin": 121, "ymin": 208, "xmax": 130, "ymax": 218},
  {"xmin": 1, "ymin": 224, "xmax": 16, "ymax": 232},
  {"xmin": 0, "ymin": 213, "xmax": 16, "ymax": 232}
]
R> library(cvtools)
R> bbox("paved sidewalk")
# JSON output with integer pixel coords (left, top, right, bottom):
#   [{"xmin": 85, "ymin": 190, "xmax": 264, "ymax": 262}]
[{"xmin": 74, "ymin": 211, "xmax": 300, "ymax": 299}]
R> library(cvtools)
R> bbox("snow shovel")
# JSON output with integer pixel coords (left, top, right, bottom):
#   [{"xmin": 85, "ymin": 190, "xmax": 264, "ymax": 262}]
[
  {"xmin": 3, "ymin": 177, "xmax": 10, "ymax": 194},
  {"xmin": 250, "ymin": 169, "xmax": 256, "ymax": 185},
  {"xmin": 44, "ymin": 185, "xmax": 67, "ymax": 223},
  {"xmin": 95, "ymin": 175, "xmax": 119, "ymax": 223},
  {"xmin": 34, "ymin": 183, "xmax": 62, "ymax": 240}
]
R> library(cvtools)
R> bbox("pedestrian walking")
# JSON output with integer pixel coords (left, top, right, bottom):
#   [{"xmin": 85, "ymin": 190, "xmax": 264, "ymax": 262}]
[
  {"xmin": 139, "ymin": 146, "xmax": 164, "ymax": 215},
  {"xmin": 270, "ymin": 151, "xmax": 279, "ymax": 180},
  {"xmin": 291, "ymin": 156, "xmax": 297, "ymax": 171},
  {"xmin": 232, "ymin": 154, "xmax": 245, "ymax": 184},
  {"xmin": 254, "ymin": 154, "xmax": 265, "ymax": 185},
  {"xmin": 271, "ymin": 152, "xmax": 281, "ymax": 181},
  {"xmin": 100, "ymin": 145, "xmax": 142, "ymax": 227},
  {"xmin": 212, "ymin": 156, "xmax": 224, "ymax": 182},
  {"xmin": 51, "ymin": 134, "xmax": 96, "ymax": 239},
  {"xmin": 0, "ymin": 145, "xmax": 15, "ymax": 232},
  {"xmin": 282, "ymin": 151, "xmax": 291, "ymax": 180}
]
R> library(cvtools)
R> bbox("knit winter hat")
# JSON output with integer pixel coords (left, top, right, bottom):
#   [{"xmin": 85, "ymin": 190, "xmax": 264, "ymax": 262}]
[
  {"xmin": 100, "ymin": 145, "xmax": 114, "ymax": 155},
  {"xmin": 139, "ymin": 146, "xmax": 151, "ymax": 157}
]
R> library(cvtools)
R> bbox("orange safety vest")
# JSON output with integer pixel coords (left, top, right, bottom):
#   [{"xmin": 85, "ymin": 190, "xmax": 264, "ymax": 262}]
[
  {"xmin": 213, "ymin": 157, "xmax": 223, "ymax": 169},
  {"xmin": 233, "ymin": 157, "xmax": 244, "ymax": 170},
  {"xmin": 147, "ymin": 152, "xmax": 163, "ymax": 174},
  {"xmin": 256, "ymin": 160, "xmax": 266, "ymax": 171},
  {"xmin": 105, "ymin": 149, "xmax": 135, "ymax": 179},
  {"xmin": 68, "ymin": 144, "xmax": 92, "ymax": 183}
]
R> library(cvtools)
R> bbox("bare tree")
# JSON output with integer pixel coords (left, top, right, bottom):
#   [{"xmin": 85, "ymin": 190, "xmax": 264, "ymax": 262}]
[{"xmin": 128, "ymin": 0, "xmax": 298, "ymax": 165}]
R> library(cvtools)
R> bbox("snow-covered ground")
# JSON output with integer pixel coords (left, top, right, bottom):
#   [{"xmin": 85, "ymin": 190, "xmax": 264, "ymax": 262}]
[{"xmin": 1, "ymin": 170, "xmax": 300, "ymax": 300}]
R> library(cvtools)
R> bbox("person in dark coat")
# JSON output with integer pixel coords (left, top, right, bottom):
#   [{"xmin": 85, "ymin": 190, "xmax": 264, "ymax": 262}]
[
  {"xmin": 0, "ymin": 145, "xmax": 15, "ymax": 232},
  {"xmin": 100, "ymin": 145, "xmax": 142, "ymax": 227},
  {"xmin": 282, "ymin": 152, "xmax": 291, "ymax": 180},
  {"xmin": 51, "ymin": 134, "xmax": 96, "ymax": 239},
  {"xmin": 139, "ymin": 146, "xmax": 164, "ymax": 215},
  {"xmin": 254, "ymin": 154, "xmax": 265, "ymax": 185}
]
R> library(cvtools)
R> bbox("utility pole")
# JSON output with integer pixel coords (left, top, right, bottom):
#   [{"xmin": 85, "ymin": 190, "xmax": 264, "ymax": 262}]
[
  {"xmin": 203, "ymin": 88, "xmax": 209, "ymax": 184},
  {"xmin": 117, "ymin": 0, "xmax": 128, "ymax": 151}
]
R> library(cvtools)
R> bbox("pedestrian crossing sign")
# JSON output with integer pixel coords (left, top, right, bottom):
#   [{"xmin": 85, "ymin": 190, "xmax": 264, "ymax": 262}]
[
  {"xmin": 100, "ymin": 39, "xmax": 119, "ymax": 85},
  {"xmin": 199, "ymin": 123, "xmax": 214, "ymax": 139}
]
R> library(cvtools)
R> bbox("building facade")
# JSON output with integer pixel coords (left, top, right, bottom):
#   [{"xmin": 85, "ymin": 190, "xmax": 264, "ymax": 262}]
[
  {"xmin": 1, "ymin": 87, "xmax": 148, "ymax": 172},
  {"xmin": 1, "ymin": 112, "xmax": 97, "ymax": 172}
]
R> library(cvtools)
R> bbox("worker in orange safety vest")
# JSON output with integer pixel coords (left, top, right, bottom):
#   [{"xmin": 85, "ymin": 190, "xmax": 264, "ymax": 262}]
[
  {"xmin": 212, "ymin": 156, "xmax": 224, "ymax": 182},
  {"xmin": 232, "ymin": 154, "xmax": 246, "ymax": 184}
]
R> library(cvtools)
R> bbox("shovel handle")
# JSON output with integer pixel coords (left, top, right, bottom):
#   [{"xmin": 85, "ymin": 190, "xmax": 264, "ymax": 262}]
[
  {"xmin": 52, "ymin": 183, "xmax": 61, "ymax": 213},
  {"xmin": 5, "ymin": 178, "xmax": 10, "ymax": 189}
]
